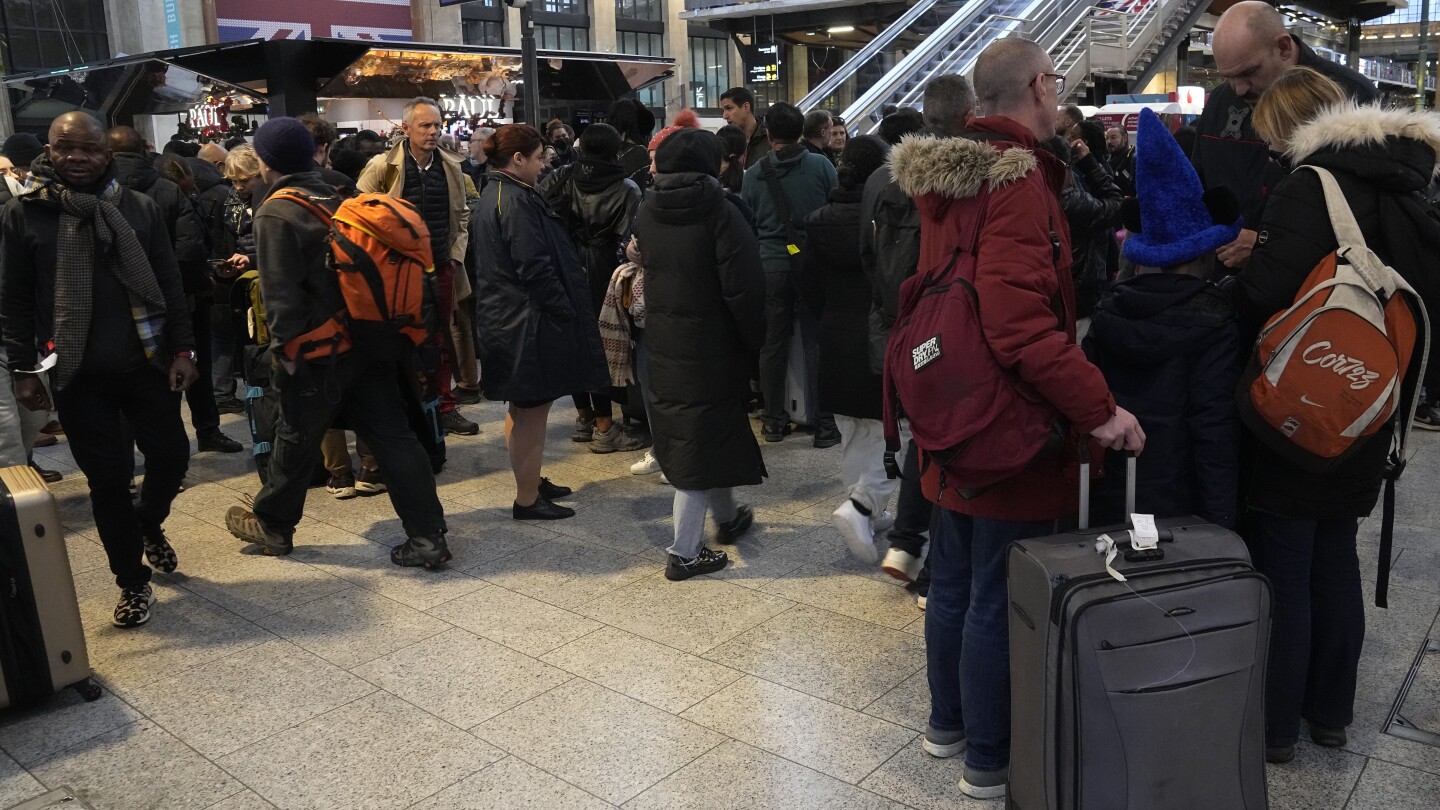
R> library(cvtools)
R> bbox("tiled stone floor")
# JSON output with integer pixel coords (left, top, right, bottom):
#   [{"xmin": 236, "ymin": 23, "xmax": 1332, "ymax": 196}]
[{"xmin": 3, "ymin": 398, "xmax": 1440, "ymax": 809}]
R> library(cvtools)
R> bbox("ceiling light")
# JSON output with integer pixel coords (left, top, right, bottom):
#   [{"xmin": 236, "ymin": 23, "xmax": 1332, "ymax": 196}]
[{"xmin": 828, "ymin": 26, "xmax": 855, "ymax": 34}]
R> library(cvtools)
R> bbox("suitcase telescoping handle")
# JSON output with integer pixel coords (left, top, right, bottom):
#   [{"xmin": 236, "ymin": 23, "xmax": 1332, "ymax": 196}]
[{"xmin": 1077, "ymin": 443, "xmax": 1136, "ymax": 532}]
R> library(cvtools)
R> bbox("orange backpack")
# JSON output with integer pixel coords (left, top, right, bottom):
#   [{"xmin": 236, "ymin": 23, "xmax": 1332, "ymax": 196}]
[
  {"xmin": 269, "ymin": 190, "xmax": 438, "ymax": 362},
  {"xmin": 1239, "ymin": 166, "xmax": 1430, "ymax": 474}
]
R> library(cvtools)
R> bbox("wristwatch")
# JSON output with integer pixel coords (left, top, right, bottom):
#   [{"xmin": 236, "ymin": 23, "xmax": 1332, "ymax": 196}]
[{"xmin": 173, "ymin": 350, "xmax": 198, "ymax": 363}]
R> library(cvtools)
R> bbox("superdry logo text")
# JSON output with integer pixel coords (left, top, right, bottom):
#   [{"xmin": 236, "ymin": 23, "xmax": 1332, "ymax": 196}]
[
  {"xmin": 1301, "ymin": 341, "xmax": 1381, "ymax": 390},
  {"xmin": 912, "ymin": 336, "xmax": 942, "ymax": 371}
]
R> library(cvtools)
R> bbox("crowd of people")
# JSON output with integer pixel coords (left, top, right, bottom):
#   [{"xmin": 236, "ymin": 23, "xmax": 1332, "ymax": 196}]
[{"xmin": 1, "ymin": 0, "xmax": 1437, "ymax": 800}]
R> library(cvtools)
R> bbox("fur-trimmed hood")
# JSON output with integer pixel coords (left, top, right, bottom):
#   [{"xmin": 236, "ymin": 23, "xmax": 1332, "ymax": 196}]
[
  {"xmin": 890, "ymin": 134, "xmax": 1038, "ymax": 200},
  {"xmin": 1285, "ymin": 104, "xmax": 1440, "ymax": 190}
]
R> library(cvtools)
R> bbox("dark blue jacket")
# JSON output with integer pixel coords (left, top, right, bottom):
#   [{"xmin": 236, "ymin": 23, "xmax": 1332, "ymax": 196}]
[{"xmin": 1083, "ymin": 273, "xmax": 1242, "ymax": 528}]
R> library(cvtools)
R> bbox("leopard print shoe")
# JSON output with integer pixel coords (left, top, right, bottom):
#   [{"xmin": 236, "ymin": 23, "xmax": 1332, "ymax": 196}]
[
  {"xmin": 113, "ymin": 584, "xmax": 155, "ymax": 628},
  {"xmin": 143, "ymin": 529, "xmax": 178, "ymax": 574}
]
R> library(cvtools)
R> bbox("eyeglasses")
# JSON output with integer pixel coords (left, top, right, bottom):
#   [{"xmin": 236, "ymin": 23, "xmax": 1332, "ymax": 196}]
[{"xmin": 1034, "ymin": 72, "xmax": 1066, "ymax": 96}]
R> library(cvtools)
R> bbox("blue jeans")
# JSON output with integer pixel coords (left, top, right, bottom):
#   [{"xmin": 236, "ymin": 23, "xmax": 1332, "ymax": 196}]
[
  {"xmin": 927, "ymin": 507, "xmax": 1055, "ymax": 772},
  {"xmin": 1246, "ymin": 513, "xmax": 1363, "ymax": 747}
]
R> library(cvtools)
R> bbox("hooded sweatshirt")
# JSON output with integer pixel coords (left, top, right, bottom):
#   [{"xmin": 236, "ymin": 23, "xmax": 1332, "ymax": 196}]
[
  {"xmin": 740, "ymin": 143, "xmax": 838, "ymax": 265},
  {"xmin": 1083, "ymin": 273, "xmax": 1241, "ymax": 527}
]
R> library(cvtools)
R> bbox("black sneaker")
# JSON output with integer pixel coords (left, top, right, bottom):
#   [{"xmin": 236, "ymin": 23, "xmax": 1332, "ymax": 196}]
[
  {"xmin": 215, "ymin": 397, "xmax": 246, "ymax": 414},
  {"xmin": 572, "ymin": 415, "xmax": 595, "ymax": 442},
  {"xmin": 355, "ymin": 468, "xmax": 386, "ymax": 495},
  {"xmin": 1308, "ymin": 720, "xmax": 1347, "ymax": 748},
  {"xmin": 440, "ymin": 410, "xmax": 480, "ymax": 436},
  {"xmin": 225, "ymin": 506, "xmax": 293, "ymax": 556},
  {"xmin": 665, "ymin": 548, "xmax": 729, "ymax": 581},
  {"xmin": 812, "ymin": 428, "xmax": 842, "ymax": 449},
  {"xmin": 142, "ymin": 527, "xmax": 179, "ymax": 574},
  {"xmin": 197, "ymin": 430, "xmax": 244, "ymax": 453},
  {"xmin": 715, "ymin": 505, "xmax": 755, "ymax": 545},
  {"xmin": 113, "ymin": 584, "xmax": 155, "ymax": 628},
  {"xmin": 761, "ymin": 423, "xmax": 788, "ymax": 443},
  {"xmin": 391, "ymin": 535, "xmax": 453, "ymax": 569},
  {"xmin": 513, "ymin": 497, "xmax": 576, "ymax": 520},
  {"xmin": 1415, "ymin": 402, "xmax": 1440, "ymax": 431},
  {"xmin": 539, "ymin": 478, "xmax": 572, "ymax": 500},
  {"xmin": 453, "ymin": 386, "xmax": 482, "ymax": 405}
]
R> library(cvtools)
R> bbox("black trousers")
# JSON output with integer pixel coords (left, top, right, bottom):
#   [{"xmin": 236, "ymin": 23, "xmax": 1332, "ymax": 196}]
[
  {"xmin": 184, "ymin": 299, "xmax": 221, "ymax": 435},
  {"xmin": 888, "ymin": 437, "xmax": 934, "ymax": 557},
  {"xmin": 1247, "ymin": 513, "xmax": 1364, "ymax": 746},
  {"xmin": 252, "ymin": 346, "xmax": 445, "ymax": 542},
  {"xmin": 55, "ymin": 367, "xmax": 189, "ymax": 590},
  {"xmin": 759, "ymin": 267, "xmax": 834, "ymax": 433}
]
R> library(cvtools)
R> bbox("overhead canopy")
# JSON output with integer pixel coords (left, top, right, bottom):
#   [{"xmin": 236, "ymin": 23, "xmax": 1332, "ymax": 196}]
[{"xmin": 3, "ymin": 38, "xmax": 675, "ymax": 130}]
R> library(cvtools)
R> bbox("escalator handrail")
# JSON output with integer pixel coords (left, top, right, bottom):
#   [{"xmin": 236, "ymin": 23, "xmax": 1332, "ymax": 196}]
[{"xmin": 798, "ymin": 0, "xmax": 949, "ymax": 111}]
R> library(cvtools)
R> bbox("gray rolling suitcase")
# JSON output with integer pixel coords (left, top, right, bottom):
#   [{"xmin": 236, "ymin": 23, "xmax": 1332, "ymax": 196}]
[
  {"xmin": 1007, "ymin": 455, "xmax": 1271, "ymax": 810},
  {"xmin": 0, "ymin": 465, "xmax": 100, "ymax": 708}
]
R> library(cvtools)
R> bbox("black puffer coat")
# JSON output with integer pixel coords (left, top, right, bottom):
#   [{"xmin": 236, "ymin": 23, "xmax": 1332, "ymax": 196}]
[
  {"xmin": 540, "ymin": 155, "xmax": 642, "ymax": 312},
  {"xmin": 1234, "ymin": 105, "xmax": 1440, "ymax": 519},
  {"xmin": 806, "ymin": 187, "xmax": 882, "ymax": 420},
  {"xmin": 635, "ymin": 172, "xmax": 767, "ymax": 491},
  {"xmin": 1083, "ymin": 274, "xmax": 1242, "ymax": 528},
  {"xmin": 470, "ymin": 169, "xmax": 608, "ymax": 403},
  {"xmin": 113, "ymin": 150, "xmax": 209, "ymax": 292}
]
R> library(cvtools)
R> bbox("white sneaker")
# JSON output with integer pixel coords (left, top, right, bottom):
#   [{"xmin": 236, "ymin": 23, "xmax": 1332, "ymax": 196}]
[
  {"xmin": 882, "ymin": 547, "xmax": 923, "ymax": 583},
  {"xmin": 873, "ymin": 510, "xmax": 895, "ymax": 533},
  {"xmin": 631, "ymin": 451, "xmax": 661, "ymax": 475},
  {"xmin": 832, "ymin": 500, "xmax": 878, "ymax": 564}
]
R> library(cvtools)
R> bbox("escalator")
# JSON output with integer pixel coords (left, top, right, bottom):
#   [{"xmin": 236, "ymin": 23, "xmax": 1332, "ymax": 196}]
[{"xmin": 803, "ymin": 0, "xmax": 1209, "ymax": 134}]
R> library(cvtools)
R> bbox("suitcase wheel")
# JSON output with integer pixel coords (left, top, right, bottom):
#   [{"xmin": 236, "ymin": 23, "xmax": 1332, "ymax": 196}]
[{"xmin": 72, "ymin": 678, "xmax": 102, "ymax": 702}]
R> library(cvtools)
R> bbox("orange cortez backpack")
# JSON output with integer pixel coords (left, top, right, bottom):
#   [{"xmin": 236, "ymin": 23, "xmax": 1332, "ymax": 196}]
[
  {"xmin": 269, "ymin": 189, "xmax": 439, "ymax": 362},
  {"xmin": 1238, "ymin": 166, "xmax": 1430, "ymax": 472},
  {"xmin": 1238, "ymin": 166, "xmax": 1431, "ymax": 608}
]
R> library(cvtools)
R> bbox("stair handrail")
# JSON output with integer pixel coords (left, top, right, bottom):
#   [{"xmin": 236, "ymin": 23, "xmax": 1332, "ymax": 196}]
[{"xmin": 798, "ymin": 0, "xmax": 949, "ymax": 111}]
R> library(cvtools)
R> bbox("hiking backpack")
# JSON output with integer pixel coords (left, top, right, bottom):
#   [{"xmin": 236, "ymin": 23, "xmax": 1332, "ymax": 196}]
[
  {"xmin": 1238, "ymin": 166, "xmax": 1431, "ymax": 608},
  {"xmin": 269, "ymin": 190, "xmax": 439, "ymax": 362},
  {"xmin": 1238, "ymin": 166, "xmax": 1430, "ymax": 473},
  {"xmin": 881, "ymin": 184, "xmax": 1065, "ymax": 496}
]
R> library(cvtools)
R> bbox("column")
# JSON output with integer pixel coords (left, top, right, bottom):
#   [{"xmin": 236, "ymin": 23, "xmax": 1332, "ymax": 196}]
[{"xmin": 594, "ymin": 0, "xmax": 618, "ymax": 53}]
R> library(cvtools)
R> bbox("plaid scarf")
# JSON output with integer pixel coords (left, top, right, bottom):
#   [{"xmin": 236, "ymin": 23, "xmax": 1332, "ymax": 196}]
[
  {"xmin": 31, "ymin": 165, "xmax": 167, "ymax": 389},
  {"xmin": 599, "ymin": 262, "xmax": 642, "ymax": 386}
]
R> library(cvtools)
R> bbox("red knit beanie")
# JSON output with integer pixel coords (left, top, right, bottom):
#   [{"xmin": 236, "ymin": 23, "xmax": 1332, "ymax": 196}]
[{"xmin": 647, "ymin": 109, "xmax": 701, "ymax": 152}]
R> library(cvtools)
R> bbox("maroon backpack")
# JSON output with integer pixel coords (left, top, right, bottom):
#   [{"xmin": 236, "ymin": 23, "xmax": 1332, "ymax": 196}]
[{"xmin": 882, "ymin": 185, "xmax": 1064, "ymax": 497}]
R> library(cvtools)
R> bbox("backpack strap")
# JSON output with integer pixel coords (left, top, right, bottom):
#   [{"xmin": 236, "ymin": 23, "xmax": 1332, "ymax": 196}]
[
  {"xmin": 760, "ymin": 155, "xmax": 804, "ymax": 255},
  {"xmin": 270, "ymin": 188, "xmax": 337, "ymax": 226},
  {"xmin": 1306, "ymin": 165, "xmax": 1436, "ymax": 608}
]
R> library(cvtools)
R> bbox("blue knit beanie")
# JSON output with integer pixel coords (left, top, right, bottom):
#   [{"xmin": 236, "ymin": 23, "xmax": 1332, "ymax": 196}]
[
  {"xmin": 1122, "ymin": 108, "xmax": 1241, "ymax": 269},
  {"xmin": 252, "ymin": 118, "xmax": 316, "ymax": 176}
]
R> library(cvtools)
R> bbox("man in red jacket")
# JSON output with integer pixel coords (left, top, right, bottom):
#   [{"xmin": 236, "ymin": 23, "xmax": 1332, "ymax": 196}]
[{"xmin": 889, "ymin": 38, "xmax": 1144, "ymax": 800}]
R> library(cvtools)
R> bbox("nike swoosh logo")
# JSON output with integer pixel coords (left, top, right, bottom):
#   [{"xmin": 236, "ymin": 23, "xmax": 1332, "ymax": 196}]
[{"xmin": 1301, "ymin": 396, "xmax": 1324, "ymax": 408}]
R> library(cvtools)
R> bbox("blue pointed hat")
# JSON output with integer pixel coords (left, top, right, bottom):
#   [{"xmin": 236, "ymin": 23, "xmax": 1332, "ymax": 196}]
[{"xmin": 1122, "ymin": 108, "xmax": 1241, "ymax": 268}]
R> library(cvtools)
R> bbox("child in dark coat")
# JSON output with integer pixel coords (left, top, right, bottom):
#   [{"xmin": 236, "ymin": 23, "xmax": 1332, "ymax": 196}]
[{"xmin": 1082, "ymin": 109, "xmax": 1244, "ymax": 528}]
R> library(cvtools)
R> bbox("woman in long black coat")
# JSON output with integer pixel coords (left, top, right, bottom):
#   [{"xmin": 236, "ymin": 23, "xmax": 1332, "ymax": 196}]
[
  {"xmin": 804, "ymin": 136, "xmax": 894, "ymax": 566},
  {"xmin": 471, "ymin": 124, "xmax": 609, "ymax": 521},
  {"xmin": 634, "ymin": 128, "xmax": 767, "ymax": 581}
]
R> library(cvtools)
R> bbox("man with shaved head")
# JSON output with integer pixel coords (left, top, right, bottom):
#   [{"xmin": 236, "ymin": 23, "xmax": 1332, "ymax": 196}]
[
  {"xmin": 1, "ymin": 111, "xmax": 197, "ymax": 628},
  {"xmin": 887, "ymin": 36, "xmax": 1143, "ymax": 800},
  {"xmin": 1192, "ymin": 1, "xmax": 1376, "ymax": 268}
]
